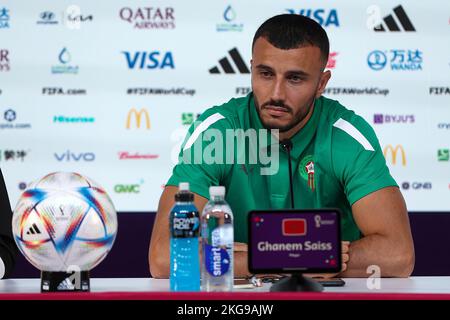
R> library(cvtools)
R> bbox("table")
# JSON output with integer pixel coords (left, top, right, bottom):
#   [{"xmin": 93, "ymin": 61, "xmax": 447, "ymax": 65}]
[{"xmin": 1, "ymin": 277, "xmax": 450, "ymax": 300}]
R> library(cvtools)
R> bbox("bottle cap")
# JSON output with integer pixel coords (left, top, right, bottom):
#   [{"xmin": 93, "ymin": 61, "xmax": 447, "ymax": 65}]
[
  {"xmin": 209, "ymin": 186, "xmax": 225, "ymax": 198},
  {"xmin": 179, "ymin": 182, "xmax": 189, "ymax": 191},
  {"xmin": 175, "ymin": 182, "xmax": 194, "ymax": 202}
]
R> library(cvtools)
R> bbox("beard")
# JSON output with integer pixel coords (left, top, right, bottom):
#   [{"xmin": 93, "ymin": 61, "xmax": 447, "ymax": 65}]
[{"xmin": 254, "ymin": 93, "xmax": 316, "ymax": 133}]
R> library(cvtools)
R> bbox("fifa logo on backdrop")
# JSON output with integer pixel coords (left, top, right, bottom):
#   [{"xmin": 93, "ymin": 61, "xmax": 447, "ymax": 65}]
[
  {"xmin": 126, "ymin": 108, "xmax": 150, "ymax": 129},
  {"xmin": 383, "ymin": 145, "xmax": 406, "ymax": 166}
]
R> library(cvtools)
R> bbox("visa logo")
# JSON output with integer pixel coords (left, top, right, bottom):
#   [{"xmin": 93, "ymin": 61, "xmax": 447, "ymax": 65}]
[
  {"xmin": 122, "ymin": 51, "xmax": 175, "ymax": 69},
  {"xmin": 286, "ymin": 9, "xmax": 340, "ymax": 27},
  {"xmin": 282, "ymin": 219, "xmax": 307, "ymax": 236},
  {"xmin": 54, "ymin": 151, "xmax": 95, "ymax": 162}
]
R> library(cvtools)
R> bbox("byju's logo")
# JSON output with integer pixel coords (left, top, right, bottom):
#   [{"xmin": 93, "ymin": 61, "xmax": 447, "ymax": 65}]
[
  {"xmin": 438, "ymin": 149, "xmax": 450, "ymax": 162},
  {"xmin": 123, "ymin": 51, "xmax": 174, "ymax": 69},
  {"xmin": 126, "ymin": 108, "xmax": 150, "ymax": 129},
  {"xmin": 0, "ymin": 49, "xmax": 9, "ymax": 71},
  {"xmin": 37, "ymin": 11, "xmax": 58, "ymax": 25},
  {"xmin": 51, "ymin": 48, "xmax": 79, "ymax": 74},
  {"xmin": 373, "ymin": 5, "xmax": 415, "ymax": 32},
  {"xmin": 0, "ymin": 7, "xmax": 10, "ymax": 29},
  {"xmin": 216, "ymin": 5, "xmax": 243, "ymax": 32},
  {"xmin": 286, "ymin": 9, "xmax": 339, "ymax": 27},
  {"xmin": 368, "ymin": 49, "xmax": 422, "ymax": 71},
  {"xmin": 54, "ymin": 151, "xmax": 95, "ymax": 162},
  {"xmin": 209, "ymin": 48, "xmax": 249, "ymax": 74},
  {"xmin": 429, "ymin": 87, "xmax": 450, "ymax": 95},
  {"xmin": 373, "ymin": 114, "xmax": 415, "ymax": 124},
  {"xmin": 1, "ymin": 109, "xmax": 31, "ymax": 130},
  {"xmin": 119, "ymin": 7, "xmax": 175, "ymax": 29},
  {"xmin": 383, "ymin": 145, "xmax": 406, "ymax": 166}
]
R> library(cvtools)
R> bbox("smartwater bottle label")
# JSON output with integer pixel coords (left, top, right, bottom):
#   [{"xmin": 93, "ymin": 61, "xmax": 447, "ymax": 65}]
[{"xmin": 204, "ymin": 244, "xmax": 230, "ymax": 277}]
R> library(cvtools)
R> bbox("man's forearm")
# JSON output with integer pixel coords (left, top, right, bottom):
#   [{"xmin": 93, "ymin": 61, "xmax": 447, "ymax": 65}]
[
  {"xmin": 234, "ymin": 251, "xmax": 251, "ymax": 278},
  {"xmin": 340, "ymin": 234, "xmax": 414, "ymax": 278}
]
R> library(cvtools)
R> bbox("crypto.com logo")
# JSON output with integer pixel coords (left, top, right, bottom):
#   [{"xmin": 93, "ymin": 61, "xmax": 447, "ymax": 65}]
[
  {"xmin": 383, "ymin": 145, "xmax": 406, "ymax": 166},
  {"xmin": 126, "ymin": 108, "xmax": 150, "ymax": 129}
]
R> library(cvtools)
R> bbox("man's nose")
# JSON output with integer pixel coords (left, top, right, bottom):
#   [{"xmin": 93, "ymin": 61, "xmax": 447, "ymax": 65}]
[{"xmin": 270, "ymin": 77, "xmax": 286, "ymax": 102}]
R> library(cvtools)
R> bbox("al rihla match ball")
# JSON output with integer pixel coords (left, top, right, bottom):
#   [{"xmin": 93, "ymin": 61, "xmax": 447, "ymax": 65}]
[{"xmin": 12, "ymin": 172, "xmax": 118, "ymax": 272}]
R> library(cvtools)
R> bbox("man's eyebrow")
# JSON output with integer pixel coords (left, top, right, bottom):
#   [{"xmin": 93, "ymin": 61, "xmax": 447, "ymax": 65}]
[
  {"xmin": 255, "ymin": 64, "xmax": 310, "ymax": 77},
  {"xmin": 255, "ymin": 64, "xmax": 274, "ymax": 71}
]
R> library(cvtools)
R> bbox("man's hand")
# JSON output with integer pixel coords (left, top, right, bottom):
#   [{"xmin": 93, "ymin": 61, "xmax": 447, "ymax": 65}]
[{"xmin": 304, "ymin": 241, "xmax": 350, "ymax": 279}]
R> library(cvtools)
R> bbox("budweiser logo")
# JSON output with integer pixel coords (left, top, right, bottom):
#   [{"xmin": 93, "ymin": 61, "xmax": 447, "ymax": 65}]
[{"xmin": 118, "ymin": 152, "xmax": 159, "ymax": 160}]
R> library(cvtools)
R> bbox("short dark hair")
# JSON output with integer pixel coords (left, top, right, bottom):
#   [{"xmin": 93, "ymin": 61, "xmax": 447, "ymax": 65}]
[{"xmin": 252, "ymin": 14, "xmax": 329, "ymax": 63}]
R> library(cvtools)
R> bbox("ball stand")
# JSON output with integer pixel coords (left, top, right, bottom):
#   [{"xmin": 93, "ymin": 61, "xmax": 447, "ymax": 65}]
[{"xmin": 41, "ymin": 271, "xmax": 90, "ymax": 292}]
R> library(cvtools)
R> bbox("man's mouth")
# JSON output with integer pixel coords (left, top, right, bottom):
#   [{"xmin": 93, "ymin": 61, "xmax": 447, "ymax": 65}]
[{"xmin": 263, "ymin": 105, "xmax": 290, "ymax": 117}]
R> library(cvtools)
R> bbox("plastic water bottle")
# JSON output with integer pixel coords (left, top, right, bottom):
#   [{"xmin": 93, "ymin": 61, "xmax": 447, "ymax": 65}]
[
  {"xmin": 201, "ymin": 186, "xmax": 234, "ymax": 292},
  {"xmin": 170, "ymin": 182, "xmax": 200, "ymax": 291}
]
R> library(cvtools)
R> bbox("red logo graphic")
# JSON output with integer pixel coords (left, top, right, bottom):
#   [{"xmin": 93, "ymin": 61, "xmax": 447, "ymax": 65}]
[
  {"xmin": 282, "ymin": 219, "xmax": 307, "ymax": 236},
  {"xmin": 326, "ymin": 52, "xmax": 338, "ymax": 69}
]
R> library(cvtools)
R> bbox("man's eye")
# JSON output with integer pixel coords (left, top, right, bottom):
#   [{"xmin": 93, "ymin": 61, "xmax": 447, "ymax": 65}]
[
  {"xmin": 260, "ymin": 71, "xmax": 272, "ymax": 78},
  {"xmin": 289, "ymin": 76, "xmax": 302, "ymax": 83}
]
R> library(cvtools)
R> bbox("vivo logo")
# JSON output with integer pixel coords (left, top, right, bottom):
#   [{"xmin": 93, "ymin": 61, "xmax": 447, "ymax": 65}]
[
  {"xmin": 54, "ymin": 151, "xmax": 95, "ymax": 162},
  {"xmin": 122, "ymin": 51, "xmax": 174, "ymax": 69},
  {"xmin": 438, "ymin": 123, "xmax": 450, "ymax": 129}
]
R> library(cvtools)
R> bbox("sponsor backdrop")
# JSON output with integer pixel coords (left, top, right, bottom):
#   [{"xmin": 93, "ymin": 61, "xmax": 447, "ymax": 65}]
[{"xmin": 0, "ymin": 0, "xmax": 449, "ymax": 212}]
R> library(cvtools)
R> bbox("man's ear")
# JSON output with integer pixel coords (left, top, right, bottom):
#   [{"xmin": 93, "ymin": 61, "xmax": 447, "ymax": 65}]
[
  {"xmin": 316, "ymin": 70, "xmax": 331, "ymax": 98},
  {"xmin": 250, "ymin": 59, "xmax": 253, "ymax": 71}
]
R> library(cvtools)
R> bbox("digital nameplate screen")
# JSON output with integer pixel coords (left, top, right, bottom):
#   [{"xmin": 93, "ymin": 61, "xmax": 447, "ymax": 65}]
[{"xmin": 248, "ymin": 210, "xmax": 341, "ymax": 273}]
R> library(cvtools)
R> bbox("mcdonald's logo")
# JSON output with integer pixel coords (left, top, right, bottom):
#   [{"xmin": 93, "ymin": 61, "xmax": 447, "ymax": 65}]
[
  {"xmin": 126, "ymin": 108, "xmax": 150, "ymax": 129},
  {"xmin": 383, "ymin": 145, "xmax": 406, "ymax": 166}
]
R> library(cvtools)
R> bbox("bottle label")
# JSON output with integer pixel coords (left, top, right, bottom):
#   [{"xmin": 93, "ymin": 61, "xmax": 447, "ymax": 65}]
[
  {"xmin": 171, "ymin": 213, "xmax": 200, "ymax": 238},
  {"xmin": 204, "ymin": 244, "xmax": 230, "ymax": 277}
]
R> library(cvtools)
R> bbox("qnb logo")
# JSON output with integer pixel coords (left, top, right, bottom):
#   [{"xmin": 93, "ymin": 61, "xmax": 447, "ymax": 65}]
[
  {"xmin": 126, "ymin": 108, "xmax": 150, "ymax": 129},
  {"xmin": 401, "ymin": 182, "xmax": 432, "ymax": 190},
  {"xmin": 373, "ymin": 5, "xmax": 415, "ymax": 32},
  {"xmin": 282, "ymin": 219, "xmax": 307, "ymax": 236},
  {"xmin": 209, "ymin": 48, "xmax": 250, "ymax": 74},
  {"xmin": 286, "ymin": 9, "xmax": 339, "ymax": 27},
  {"xmin": 54, "ymin": 151, "xmax": 95, "ymax": 162},
  {"xmin": 114, "ymin": 184, "xmax": 140, "ymax": 194},
  {"xmin": 383, "ymin": 145, "xmax": 406, "ymax": 166},
  {"xmin": 122, "ymin": 51, "xmax": 174, "ymax": 69}
]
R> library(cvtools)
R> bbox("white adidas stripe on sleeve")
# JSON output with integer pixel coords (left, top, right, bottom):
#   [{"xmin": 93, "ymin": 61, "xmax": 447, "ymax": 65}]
[
  {"xmin": 333, "ymin": 118, "xmax": 375, "ymax": 151},
  {"xmin": 183, "ymin": 113, "xmax": 225, "ymax": 151}
]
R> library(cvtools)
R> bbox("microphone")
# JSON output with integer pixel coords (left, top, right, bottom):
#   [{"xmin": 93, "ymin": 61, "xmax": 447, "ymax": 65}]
[{"xmin": 280, "ymin": 139, "xmax": 295, "ymax": 209}]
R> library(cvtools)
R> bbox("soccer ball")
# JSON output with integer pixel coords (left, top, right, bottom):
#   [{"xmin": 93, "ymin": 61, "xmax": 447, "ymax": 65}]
[{"xmin": 12, "ymin": 172, "xmax": 118, "ymax": 272}]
